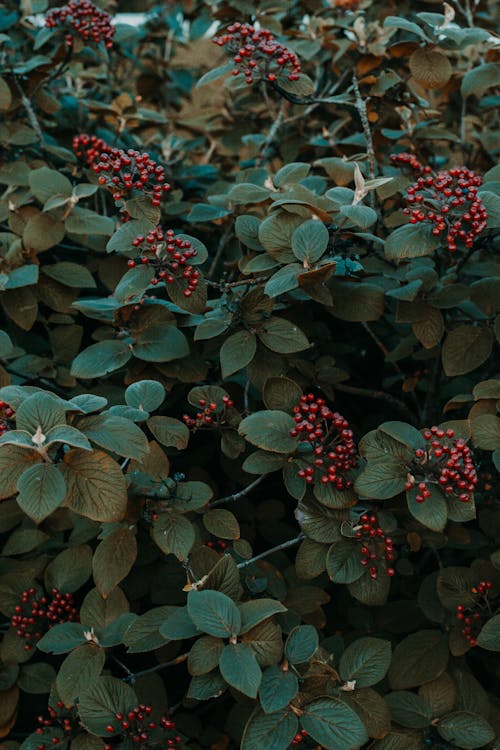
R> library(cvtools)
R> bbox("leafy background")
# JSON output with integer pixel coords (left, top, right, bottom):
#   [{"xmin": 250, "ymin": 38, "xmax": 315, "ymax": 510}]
[{"xmin": 0, "ymin": 0, "xmax": 499, "ymax": 749}]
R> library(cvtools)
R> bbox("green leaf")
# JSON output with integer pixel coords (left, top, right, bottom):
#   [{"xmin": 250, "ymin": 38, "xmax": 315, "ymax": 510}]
[
  {"xmin": 461, "ymin": 62, "xmax": 500, "ymax": 98},
  {"xmin": 476, "ymin": 614, "xmax": 500, "ymax": 651},
  {"xmin": 186, "ymin": 671, "xmax": 227, "ymax": 701},
  {"xmin": 339, "ymin": 637, "xmax": 391, "ymax": 688},
  {"xmin": 300, "ymin": 698, "xmax": 368, "ymax": 750},
  {"xmin": 203, "ymin": 509, "xmax": 240, "ymax": 540},
  {"xmin": 0, "ymin": 445, "xmax": 42, "ymax": 500},
  {"xmin": 16, "ymin": 463, "xmax": 66, "ymax": 523},
  {"xmin": 174, "ymin": 481, "xmax": 213, "ymax": 511},
  {"xmin": 125, "ymin": 380, "xmax": 165, "ymax": 412},
  {"xmin": 106, "ymin": 219, "xmax": 155, "ymax": 254},
  {"xmin": 36, "ymin": 623, "xmax": 87, "ymax": 654},
  {"xmin": 326, "ymin": 539, "xmax": 365, "ymax": 584},
  {"xmin": 56, "ymin": 644, "xmax": 105, "ymax": 707},
  {"xmin": 239, "ymin": 599, "xmax": 288, "ymax": 634},
  {"xmin": 259, "ymin": 667, "xmax": 298, "ymax": 714},
  {"xmin": 258, "ymin": 317, "xmax": 310, "ymax": 354},
  {"xmin": 196, "ymin": 62, "xmax": 234, "ymax": 87},
  {"xmin": 343, "ymin": 687, "xmax": 391, "ymax": 740},
  {"xmin": 355, "ymin": 459, "xmax": 407, "ymax": 499},
  {"xmin": 285, "ymin": 625, "xmax": 319, "ymax": 664},
  {"xmin": 187, "ymin": 589, "xmax": 241, "ymax": 638},
  {"xmin": 388, "ymin": 630, "xmax": 449, "ymax": 689},
  {"xmin": 43, "ymin": 262, "xmax": 96, "ymax": 289},
  {"xmin": 60, "ymin": 449, "xmax": 127, "ymax": 523},
  {"xmin": 71, "ymin": 341, "xmax": 132, "ymax": 379},
  {"xmin": 220, "ymin": 330, "xmax": 257, "ymax": 378},
  {"xmin": 123, "ymin": 606, "xmax": 174, "ymax": 652},
  {"xmin": 159, "ymin": 606, "xmax": 200, "ymax": 641},
  {"xmin": 5, "ymin": 265, "xmax": 39, "ymax": 289},
  {"xmin": 45, "ymin": 545, "xmax": 93, "ymax": 593},
  {"xmin": 29, "ymin": 167, "xmax": 72, "ymax": 203},
  {"xmin": 348, "ymin": 568, "xmax": 392, "ymax": 606},
  {"xmin": 264, "ymin": 264, "xmax": 301, "ymax": 298},
  {"xmin": 132, "ymin": 323, "xmax": 189, "ymax": 362},
  {"xmin": 378, "ymin": 422, "xmax": 426, "ymax": 450},
  {"xmin": 406, "ymin": 486, "xmax": 448, "ymax": 532},
  {"xmin": 328, "ymin": 282, "xmax": 384, "ymax": 322},
  {"xmin": 437, "ymin": 711, "xmax": 495, "ymax": 749},
  {"xmin": 16, "ymin": 392, "xmax": 66, "ymax": 434},
  {"xmin": 242, "ymin": 708, "xmax": 298, "ymax": 750},
  {"xmin": 17, "ymin": 663, "xmax": 56, "ymax": 694},
  {"xmin": 77, "ymin": 676, "xmax": 137, "ymax": 736},
  {"xmin": 418, "ymin": 673, "xmax": 456, "ymax": 718},
  {"xmin": 93, "ymin": 528, "xmax": 137, "ymax": 598},
  {"xmin": 229, "ymin": 183, "xmax": 271, "ymax": 204},
  {"xmin": 239, "ymin": 410, "xmax": 298, "ymax": 454},
  {"xmin": 79, "ymin": 415, "xmax": 149, "ymax": 460},
  {"xmin": 187, "ymin": 636, "xmax": 224, "ymax": 676},
  {"xmin": 151, "ymin": 512, "xmax": 195, "ymax": 561},
  {"xmin": 0, "ymin": 330, "xmax": 13, "ymax": 358},
  {"xmin": 0, "ymin": 75, "xmax": 12, "ymax": 110},
  {"xmin": 340, "ymin": 204, "xmax": 378, "ymax": 229},
  {"xmin": 147, "ymin": 416, "xmax": 189, "ymax": 450},
  {"xmin": 385, "ymin": 691, "xmax": 432, "ymax": 729},
  {"xmin": 471, "ymin": 414, "xmax": 500, "ymax": 450},
  {"xmin": 291, "ymin": 220, "xmax": 329, "ymax": 264},
  {"xmin": 114, "ymin": 266, "xmax": 154, "ymax": 304},
  {"xmin": 384, "ymin": 15, "xmax": 428, "ymax": 39},
  {"xmin": 45, "ymin": 426, "xmax": 93, "ymax": 451},
  {"xmin": 442, "ymin": 325, "xmax": 493, "ymax": 377},
  {"xmin": 219, "ymin": 642, "xmax": 262, "ymax": 698},
  {"xmin": 65, "ymin": 208, "xmax": 115, "ymax": 236},
  {"xmin": 384, "ymin": 223, "xmax": 440, "ymax": 260}
]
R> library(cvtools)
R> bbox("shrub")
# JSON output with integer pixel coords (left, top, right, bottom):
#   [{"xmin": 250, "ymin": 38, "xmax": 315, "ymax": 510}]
[{"xmin": 0, "ymin": 1, "xmax": 499, "ymax": 749}]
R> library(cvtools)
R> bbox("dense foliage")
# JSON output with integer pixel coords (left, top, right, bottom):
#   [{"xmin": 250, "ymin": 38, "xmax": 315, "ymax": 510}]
[{"xmin": 0, "ymin": 0, "xmax": 499, "ymax": 748}]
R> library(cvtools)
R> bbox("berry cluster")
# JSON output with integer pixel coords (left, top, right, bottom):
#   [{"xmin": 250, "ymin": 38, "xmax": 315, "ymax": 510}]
[
  {"xmin": 105, "ymin": 705, "xmax": 182, "ymax": 749},
  {"xmin": 183, "ymin": 395, "xmax": 234, "ymax": 430},
  {"xmin": 291, "ymin": 729, "xmax": 309, "ymax": 746},
  {"xmin": 35, "ymin": 703, "xmax": 79, "ymax": 746},
  {"xmin": 405, "ymin": 427, "xmax": 477, "ymax": 504},
  {"xmin": 11, "ymin": 588, "xmax": 78, "ymax": 652},
  {"xmin": 290, "ymin": 394, "xmax": 358, "ymax": 489},
  {"xmin": 456, "ymin": 580, "xmax": 493, "ymax": 647},
  {"xmin": 127, "ymin": 227, "xmax": 199, "ymax": 296},
  {"xmin": 355, "ymin": 513, "xmax": 395, "ymax": 579},
  {"xmin": 390, "ymin": 152, "xmax": 429, "ymax": 175},
  {"xmin": 0, "ymin": 399, "xmax": 14, "ymax": 437},
  {"xmin": 391, "ymin": 156, "xmax": 488, "ymax": 252},
  {"xmin": 45, "ymin": 1, "xmax": 115, "ymax": 49},
  {"xmin": 72, "ymin": 134, "xmax": 170, "ymax": 208},
  {"xmin": 205, "ymin": 539, "xmax": 229, "ymax": 552},
  {"xmin": 213, "ymin": 23, "xmax": 301, "ymax": 84}
]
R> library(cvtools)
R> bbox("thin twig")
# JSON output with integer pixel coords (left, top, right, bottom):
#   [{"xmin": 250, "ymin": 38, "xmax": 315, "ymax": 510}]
[
  {"xmin": 237, "ymin": 533, "xmax": 306, "ymax": 569},
  {"xmin": 205, "ymin": 277, "xmax": 264, "ymax": 290},
  {"xmin": 207, "ymin": 223, "xmax": 233, "ymax": 280},
  {"xmin": 111, "ymin": 655, "xmax": 133, "ymax": 677},
  {"xmin": 352, "ymin": 74, "xmax": 376, "ymax": 181},
  {"xmin": 334, "ymin": 382, "xmax": 418, "ymax": 425},
  {"xmin": 256, "ymin": 99, "xmax": 288, "ymax": 166},
  {"xmin": 124, "ymin": 653, "xmax": 188, "ymax": 683},
  {"xmin": 210, "ymin": 474, "xmax": 268, "ymax": 508},
  {"xmin": 12, "ymin": 78, "xmax": 45, "ymax": 144}
]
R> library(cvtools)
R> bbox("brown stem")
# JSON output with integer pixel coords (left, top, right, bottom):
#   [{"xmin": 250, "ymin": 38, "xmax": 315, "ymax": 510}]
[
  {"xmin": 210, "ymin": 474, "xmax": 268, "ymax": 508},
  {"xmin": 124, "ymin": 652, "xmax": 188, "ymax": 683},
  {"xmin": 237, "ymin": 533, "xmax": 306, "ymax": 569},
  {"xmin": 13, "ymin": 78, "xmax": 45, "ymax": 144},
  {"xmin": 352, "ymin": 74, "xmax": 376, "ymax": 181}
]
